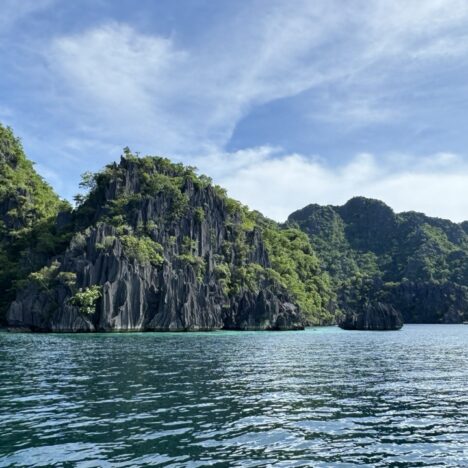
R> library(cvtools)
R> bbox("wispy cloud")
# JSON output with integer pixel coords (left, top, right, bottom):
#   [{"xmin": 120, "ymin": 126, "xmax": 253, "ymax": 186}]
[
  {"xmin": 199, "ymin": 147, "xmax": 468, "ymax": 222},
  {"xmin": 44, "ymin": 0, "xmax": 468, "ymax": 148},
  {"xmin": 45, "ymin": 10, "xmax": 341, "ymax": 152},
  {"xmin": 48, "ymin": 23, "xmax": 189, "ymax": 152}
]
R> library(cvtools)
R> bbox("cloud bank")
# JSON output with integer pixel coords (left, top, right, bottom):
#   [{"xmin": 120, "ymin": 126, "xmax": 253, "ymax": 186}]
[{"xmin": 194, "ymin": 148, "xmax": 468, "ymax": 222}]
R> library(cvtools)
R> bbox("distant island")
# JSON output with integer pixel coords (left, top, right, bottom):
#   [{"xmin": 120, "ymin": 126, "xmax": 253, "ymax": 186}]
[{"xmin": 1, "ymin": 123, "xmax": 467, "ymax": 332}]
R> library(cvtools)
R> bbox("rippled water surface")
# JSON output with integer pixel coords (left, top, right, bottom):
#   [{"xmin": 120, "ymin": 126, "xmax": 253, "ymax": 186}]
[{"xmin": 0, "ymin": 325, "xmax": 467, "ymax": 467}]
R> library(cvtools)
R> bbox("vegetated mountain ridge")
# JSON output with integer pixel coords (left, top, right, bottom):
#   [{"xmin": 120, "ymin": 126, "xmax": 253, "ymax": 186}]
[
  {"xmin": 289, "ymin": 197, "xmax": 468, "ymax": 323},
  {"xmin": 2, "ymin": 126, "xmax": 335, "ymax": 331},
  {"xmin": 0, "ymin": 124, "xmax": 70, "ymax": 321}
]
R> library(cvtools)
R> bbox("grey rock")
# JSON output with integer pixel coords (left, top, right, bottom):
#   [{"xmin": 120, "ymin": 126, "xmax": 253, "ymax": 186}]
[{"xmin": 339, "ymin": 302, "xmax": 403, "ymax": 331}]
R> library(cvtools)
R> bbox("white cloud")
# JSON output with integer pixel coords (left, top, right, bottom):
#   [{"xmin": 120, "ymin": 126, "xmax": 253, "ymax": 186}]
[
  {"xmin": 311, "ymin": 96, "xmax": 400, "ymax": 127},
  {"xmin": 46, "ymin": 12, "xmax": 343, "ymax": 152},
  {"xmin": 412, "ymin": 35, "xmax": 468, "ymax": 59},
  {"xmin": 48, "ymin": 23, "xmax": 189, "ymax": 152},
  {"xmin": 195, "ymin": 147, "xmax": 468, "ymax": 223},
  {"xmin": 362, "ymin": 0, "xmax": 468, "ymax": 59},
  {"xmin": 52, "ymin": 24, "xmax": 180, "ymax": 107}
]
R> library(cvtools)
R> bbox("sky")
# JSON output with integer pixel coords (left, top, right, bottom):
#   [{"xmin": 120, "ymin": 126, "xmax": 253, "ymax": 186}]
[{"xmin": 1, "ymin": 0, "xmax": 468, "ymax": 222}]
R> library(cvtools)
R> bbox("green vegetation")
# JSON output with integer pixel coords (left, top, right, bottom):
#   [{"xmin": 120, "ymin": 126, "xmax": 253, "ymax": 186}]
[
  {"xmin": 16, "ymin": 261, "xmax": 77, "ymax": 296},
  {"xmin": 0, "ymin": 125, "xmax": 66, "ymax": 225},
  {"xmin": 69, "ymin": 285, "xmax": 102, "ymax": 314},
  {"xmin": 262, "ymin": 227, "xmax": 335, "ymax": 323},
  {"xmin": 28, "ymin": 260, "xmax": 61, "ymax": 290},
  {"xmin": 69, "ymin": 149, "xmax": 337, "ymax": 322},
  {"xmin": 0, "ymin": 124, "xmax": 70, "ymax": 321},
  {"xmin": 120, "ymin": 235, "xmax": 164, "ymax": 266},
  {"xmin": 56, "ymin": 271, "xmax": 77, "ymax": 288},
  {"xmin": 5, "ymin": 121, "xmax": 467, "ymax": 327},
  {"xmin": 213, "ymin": 262, "xmax": 231, "ymax": 294},
  {"xmin": 177, "ymin": 253, "xmax": 206, "ymax": 281},
  {"xmin": 194, "ymin": 206, "xmax": 205, "ymax": 223},
  {"xmin": 95, "ymin": 235, "xmax": 116, "ymax": 251},
  {"xmin": 73, "ymin": 154, "xmax": 204, "ymax": 228},
  {"xmin": 289, "ymin": 197, "xmax": 468, "ymax": 322}
]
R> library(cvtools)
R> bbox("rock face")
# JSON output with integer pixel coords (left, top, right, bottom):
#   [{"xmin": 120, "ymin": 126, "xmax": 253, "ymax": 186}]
[
  {"xmin": 339, "ymin": 302, "xmax": 403, "ymax": 331},
  {"xmin": 6, "ymin": 156, "xmax": 306, "ymax": 332},
  {"xmin": 381, "ymin": 281, "xmax": 468, "ymax": 324}
]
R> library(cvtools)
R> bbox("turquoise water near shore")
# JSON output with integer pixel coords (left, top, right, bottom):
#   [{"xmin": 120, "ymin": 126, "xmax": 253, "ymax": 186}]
[{"xmin": 0, "ymin": 325, "xmax": 467, "ymax": 467}]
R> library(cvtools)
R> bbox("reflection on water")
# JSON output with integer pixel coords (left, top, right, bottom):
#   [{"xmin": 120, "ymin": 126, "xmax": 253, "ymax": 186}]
[{"xmin": 0, "ymin": 325, "xmax": 467, "ymax": 467}]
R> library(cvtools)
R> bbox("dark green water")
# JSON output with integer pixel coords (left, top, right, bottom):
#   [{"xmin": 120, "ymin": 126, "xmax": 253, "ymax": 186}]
[{"xmin": 0, "ymin": 325, "xmax": 467, "ymax": 467}]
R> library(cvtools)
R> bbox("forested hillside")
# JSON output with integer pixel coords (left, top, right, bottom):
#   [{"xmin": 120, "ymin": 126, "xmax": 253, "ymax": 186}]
[
  {"xmin": 289, "ymin": 197, "xmax": 468, "ymax": 323},
  {"xmin": 0, "ymin": 124, "xmax": 71, "ymax": 322}
]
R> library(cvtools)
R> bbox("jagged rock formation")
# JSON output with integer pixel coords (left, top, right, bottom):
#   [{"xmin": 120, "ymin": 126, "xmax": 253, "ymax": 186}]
[
  {"xmin": 382, "ymin": 281, "xmax": 467, "ymax": 324},
  {"xmin": 8, "ymin": 221, "xmax": 304, "ymax": 331},
  {"xmin": 339, "ymin": 302, "xmax": 403, "ymax": 331},
  {"xmin": 289, "ymin": 197, "xmax": 468, "ymax": 324},
  {"xmin": 4, "ymin": 143, "xmax": 332, "ymax": 331}
]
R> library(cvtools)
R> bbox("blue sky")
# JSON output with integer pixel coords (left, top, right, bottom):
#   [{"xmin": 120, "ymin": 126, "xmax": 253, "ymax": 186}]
[{"xmin": 1, "ymin": 0, "xmax": 468, "ymax": 221}]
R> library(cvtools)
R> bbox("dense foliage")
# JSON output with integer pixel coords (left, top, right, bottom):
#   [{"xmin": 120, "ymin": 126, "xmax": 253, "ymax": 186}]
[
  {"xmin": 120, "ymin": 235, "xmax": 164, "ymax": 266},
  {"xmin": 69, "ymin": 285, "xmax": 102, "ymax": 314},
  {"xmin": 261, "ymin": 226, "xmax": 335, "ymax": 323},
  {"xmin": 289, "ymin": 197, "xmax": 468, "ymax": 322},
  {"xmin": 0, "ymin": 124, "xmax": 70, "ymax": 321}
]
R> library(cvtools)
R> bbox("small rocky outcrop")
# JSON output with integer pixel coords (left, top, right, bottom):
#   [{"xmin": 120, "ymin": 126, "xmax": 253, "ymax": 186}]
[{"xmin": 339, "ymin": 302, "xmax": 403, "ymax": 331}]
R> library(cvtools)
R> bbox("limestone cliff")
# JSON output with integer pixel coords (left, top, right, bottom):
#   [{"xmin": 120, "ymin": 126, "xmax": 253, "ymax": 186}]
[{"xmin": 6, "ymin": 153, "xmax": 331, "ymax": 331}]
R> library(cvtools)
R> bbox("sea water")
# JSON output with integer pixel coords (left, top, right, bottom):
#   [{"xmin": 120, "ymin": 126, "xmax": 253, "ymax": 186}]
[{"xmin": 0, "ymin": 325, "xmax": 467, "ymax": 466}]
